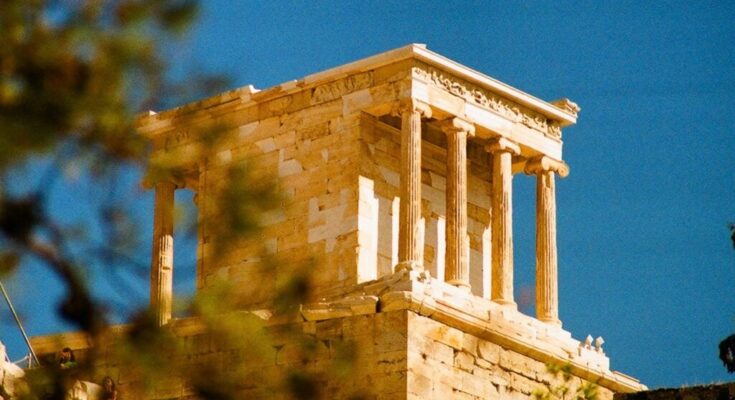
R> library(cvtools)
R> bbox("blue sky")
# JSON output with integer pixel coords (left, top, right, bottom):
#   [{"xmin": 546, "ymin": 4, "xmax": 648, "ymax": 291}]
[{"xmin": 2, "ymin": 0, "xmax": 734, "ymax": 390}]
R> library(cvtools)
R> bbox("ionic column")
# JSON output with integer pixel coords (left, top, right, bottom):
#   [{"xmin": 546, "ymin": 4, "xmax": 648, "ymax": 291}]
[
  {"xmin": 485, "ymin": 138, "xmax": 520, "ymax": 306},
  {"xmin": 442, "ymin": 118, "xmax": 475, "ymax": 290},
  {"xmin": 525, "ymin": 156, "xmax": 569, "ymax": 326},
  {"xmin": 150, "ymin": 181, "xmax": 176, "ymax": 326},
  {"xmin": 394, "ymin": 99, "xmax": 432, "ymax": 272}
]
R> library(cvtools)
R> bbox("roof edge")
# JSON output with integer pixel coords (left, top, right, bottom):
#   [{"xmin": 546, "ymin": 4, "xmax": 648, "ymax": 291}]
[{"xmin": 138, "ymin": 43, "xmax": 578, "ymax": 130}]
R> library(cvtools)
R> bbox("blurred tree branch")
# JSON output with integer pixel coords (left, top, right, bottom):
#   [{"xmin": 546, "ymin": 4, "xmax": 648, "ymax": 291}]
[{"xmin": 0, "ymin": 1, "xmax": 334, "ymax": 398}]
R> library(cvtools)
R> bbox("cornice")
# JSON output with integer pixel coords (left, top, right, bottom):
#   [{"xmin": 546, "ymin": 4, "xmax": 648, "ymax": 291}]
[{"xmin": 413, "ymin": 62, "xmax": 563, "ymax": 139}]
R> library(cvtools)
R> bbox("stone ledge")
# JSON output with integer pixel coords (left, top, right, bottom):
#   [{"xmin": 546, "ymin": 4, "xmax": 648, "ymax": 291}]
[{"xmin": 320, "ymin": 269, "xmax": 646, "ymax": 393}]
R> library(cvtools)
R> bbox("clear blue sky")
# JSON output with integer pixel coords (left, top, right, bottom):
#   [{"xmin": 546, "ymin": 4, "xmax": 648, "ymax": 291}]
[{"xmin": 2, "ymin": 0, "xmax": 734, "ymax": 390}]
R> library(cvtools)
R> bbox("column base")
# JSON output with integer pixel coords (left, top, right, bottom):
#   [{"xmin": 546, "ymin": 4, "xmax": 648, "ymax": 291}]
[
  {"xmin": 539, "ymin": 317, "xmax": 562, "ymax": 327},
  {"xmin": 447, "ymin": 280, "xmax": 471, "ymax": 292},
  {"xmin": 395, "ymin": 261, "xmax": 423, "ymax": 273},
  {"xmin": 493, "ymin": 299, "xmax": 517, "ymax": 309}
]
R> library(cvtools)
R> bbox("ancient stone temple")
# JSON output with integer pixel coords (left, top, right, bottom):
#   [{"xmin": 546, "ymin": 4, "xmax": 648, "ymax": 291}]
[{"xmin": 31, "ymin": 44, "xmax": 645, "ymax": 399}]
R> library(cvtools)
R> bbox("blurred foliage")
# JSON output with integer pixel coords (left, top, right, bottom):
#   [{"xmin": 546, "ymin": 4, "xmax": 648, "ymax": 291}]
[
  {"xmin": 719, "ymin": 334, "xmax": 735, "ymax": 373},
  {"xmin": 0, "ymin": 1, "xmax": 334, "ymax": 399},
  {"xmin": 533, "ymin": 363, "xmax": 598, "ymax": 400},
  {"xmin": 722, "ymin": 224, "xmax": 735, "ymax": 374}
]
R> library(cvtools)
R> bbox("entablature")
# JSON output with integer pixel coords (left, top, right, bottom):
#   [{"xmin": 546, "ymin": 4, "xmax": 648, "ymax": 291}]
[{"xmin": 137, "ymin": 44, "xmax": 578, "ymax": 165}]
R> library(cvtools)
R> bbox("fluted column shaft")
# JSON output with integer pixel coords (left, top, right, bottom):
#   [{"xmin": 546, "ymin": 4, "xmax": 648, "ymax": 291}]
[
  {"xmin": 396, "ymin": 100, "xmax": 431, "ymax": 271},
  {"xmin": 151, "ymin": 181, "xmax": 176, "ymax": 326},
  {"xmin": 443, "ymin": 118, "xmax": 474, "ymax": 289},
  {"xmin": 486, "ymin": 138, "xmax": 520, "ymax": 306},
  {"xmin": 525, "ymin": 156, "xmax": 569, "ymax": 326}
]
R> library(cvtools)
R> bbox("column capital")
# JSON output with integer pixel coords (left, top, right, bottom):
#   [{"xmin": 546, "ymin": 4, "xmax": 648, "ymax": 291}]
[
  {"xmin": 391, "ymin": 98, "xmax": 432, "ymax": 119},
  {"xmin": 524, "ymin": 156, "xmax": 569, "ymax": 178},
  {"xmin": 142, "ymin": 173, "xmax": 185, "ymax": 191},
  {"xmin": 440, "ymin": 117, "xmax": 475, "ymax": 137},
  {"xmin": 485, "ymin": 137, "xmax": 520, "ymax": 156}
]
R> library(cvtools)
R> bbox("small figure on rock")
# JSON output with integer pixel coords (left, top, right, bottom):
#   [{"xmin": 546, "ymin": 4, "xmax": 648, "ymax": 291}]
[
  {"xmin": 101, "ymin": 376, "xmax": 118, "ymax": 400},
  {"xmin": 58, "ymin": 347, "xmax": 76, "ymax": 369}
]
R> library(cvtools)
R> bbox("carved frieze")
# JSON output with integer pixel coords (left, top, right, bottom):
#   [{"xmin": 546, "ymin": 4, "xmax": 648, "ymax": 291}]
[
  {"xmin": 311, "ymin": 71, "xmax": 373, "ymax": 104},
  {"xmin": 547, "ymin": 121, "xmax": 561, "ymax": 139},
  {"xmin": 412, "ymin": 64, "xmax": 562, "ymax": 139},
  {"xmin": 267, "ymin": 95, "xmax": 292, "ymax": 113},
  {"xmin": 164, "ymin": 128, "xmax": 192, "ymax": 148}
]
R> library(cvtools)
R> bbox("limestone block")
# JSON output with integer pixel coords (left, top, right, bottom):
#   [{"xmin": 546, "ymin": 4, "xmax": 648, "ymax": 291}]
[
  {"xmin": 454, "ymin": 350, "xmax": 476, "ymax": 373},
  {"xmin": 467, "ymin": 181, "xmax": 491, "ymax": 211},
  {"xmin": 461, "ymin": 371, "xmax": 496, "ymax": 398},
  {"xmin": 273, "ymin": 130, "xmax": 296, "ymax": 149},
  {"xmin": 428, "ymin": 171, "xmax": 446, "ymax": 190},
  {"xmin": 278, "ymin": 155, "xmax": 303, "ymax": 178},
  {"xmin": 477, "ymin": 340, "xmax": 502, "ymax": 364},
  {"xmin": 363, "ymin": 83, "xmax": 405, "ymax": 116},
  {"xmin": 376, "ymin": 350, "xmax": 409, "ymax": 374},
  {"xmin": 380, "ymin": 291, "xmax": 414, "ymax": 312},
  {"xmin": 342, "ymin": 314, "xmax": 375, "ymax": 339},
  {"xmin": 280, "ymin": 101, "xmax": 342, "ymax": 132},
  {"xmin": 510, "ymin": 373, "xmax": 541, "ymax": 395},
  {"xmin": 476, "ymin": 362, "xmax": 511, "ymax": 388},
  {"xmin": 422, "ymin": 183, "xmax": 445, "ymax": 207},
  {"xmin": 298, "ymin": 148, "xmax": 329, "ymax": 170},
  {"xmin": 431, "ymin": 381, "xmax": 456, "ymax": 400},
  {"xmin": 461, "ymin": 333, "xmax": 479, "ymax": 357},
  {"xmin": 301, "ymin": 120, "xmax": 332, "ymax": 139},
  {"xmin": 420, "ymin": 321, "xmax": 463, "ymax": 350},
  {"xmin": 375, "ymin": 327, "xmax": 408, "ymax": 354},
  {"xmin": 378, "ymin": 165, "xmax": 400, "ymax": 187},
  {"xmin": 499, "ymin": 349, "xmax": 545, "ymax": 381},
  {"xmin": 412, "ymin": 339, "xmax": 454, "ymax": 365},
  {"xmin": 407, "ymin": 369, "xmax": 434, "ymax": 399},
  {"xmin": 343, "ymin": 88, "xmax": 374, "ymax": 115},
  {"xmin": 315, "ymin": 318, "xmax": 344, "ymax": 339},
  {"xmin": 372, "ymin": 59, "xmax": 413, "ymax": 84},
  {"xmin": 373, "ymin": 371, "xmax": 408, "ymax": 399},
  {"xmin": 301, "ymin": 307, "xmax": 353, "ymax": 321},
  {"xmin": 340, "ymin": 295, "xmax": 379, "ymax": 314}
]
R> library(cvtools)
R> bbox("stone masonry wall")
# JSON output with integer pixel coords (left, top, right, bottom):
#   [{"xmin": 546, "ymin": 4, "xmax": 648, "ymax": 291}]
[
  {"xmin": 84, "ymin": 311, "xmax": 409, "ymax": 400},
  {"xmin": 30, "ymin": 306, "xmax": 626, "ymax": 399},
  {"xmin": 195, "ymin": 98, "xmax": 362, "ymax": 306},
  {"xmin": 144, "ymin": 59, "xmax": 416, "ymax": 305},
  {"xmin": 406, "ymin": 312, "xmax": 615, "ymax": 400}
]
